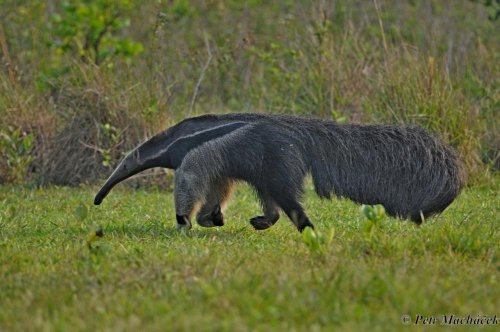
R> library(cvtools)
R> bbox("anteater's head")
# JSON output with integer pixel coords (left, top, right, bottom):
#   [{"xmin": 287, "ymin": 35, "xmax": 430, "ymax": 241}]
[{"xmin": 94, "ymin": 149, "xmax": 148, "ymax": 205}]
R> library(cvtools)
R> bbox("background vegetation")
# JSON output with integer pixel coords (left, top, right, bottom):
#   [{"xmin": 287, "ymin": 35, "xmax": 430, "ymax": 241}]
[{"xmin": 0, "ymin": 0, "xmax": 498, "ymax": 185}]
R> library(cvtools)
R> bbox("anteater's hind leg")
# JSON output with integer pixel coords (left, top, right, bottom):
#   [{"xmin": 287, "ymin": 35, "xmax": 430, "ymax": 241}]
[
  {"xmin": 250, "ymin": 189, "xmax": 280, "ymax": 230},
  {"xmin": 252, "ymin": 160, "xmax": 312, "ymax": 232},
  {"xmin": 274, "ymin": 194, "xmax": 314, "ymax": 232},
  {"xmin": 410, "ymin": 211, "xmax": 426, "ymax": 225},
  {"xmin": 196, "ymin": 178, "xmax": 235, "ymax": 227}
]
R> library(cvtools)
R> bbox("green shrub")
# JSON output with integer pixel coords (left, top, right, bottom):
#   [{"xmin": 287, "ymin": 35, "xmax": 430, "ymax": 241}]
[
  {"xmin": 0, "ymin": 127, "xmax": 35, "ymax": 183},
  {"xmin": 50, "ymin": 0, "xmax": 143, "ymax": 66}
]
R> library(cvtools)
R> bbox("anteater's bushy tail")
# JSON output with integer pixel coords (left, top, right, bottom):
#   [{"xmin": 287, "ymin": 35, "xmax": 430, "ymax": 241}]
[{"xmin": 308, "ymin": 122, "xmax": 465, "ymax": 222}]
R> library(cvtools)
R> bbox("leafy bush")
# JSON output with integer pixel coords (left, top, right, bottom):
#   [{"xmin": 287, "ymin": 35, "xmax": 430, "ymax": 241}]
[
  {"xmin": 50, "ymin": 0, "xmax": 143, "ymax": 65},
  {"xmin": 0, "ymin": 127, "xmax": 35, "ymax": 183}
]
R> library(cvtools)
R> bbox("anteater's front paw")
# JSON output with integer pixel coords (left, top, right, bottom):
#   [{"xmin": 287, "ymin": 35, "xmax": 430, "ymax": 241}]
[
  {"xmin": 211, "ymin": 205, "xmax": 224, "ymax": 227},
  {"xmin": 176, "ymin": 214, "xmax": 192, "ymax": 230},
  {"xmin": 250, "ymin": 216, "xmax": 273, "ymax": 230}
]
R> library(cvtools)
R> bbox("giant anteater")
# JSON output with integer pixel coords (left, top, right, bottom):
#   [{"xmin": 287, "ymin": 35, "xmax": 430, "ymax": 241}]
[{"xmin": 95, "ymin": 113, "xmax": 465, "ymax": 232}]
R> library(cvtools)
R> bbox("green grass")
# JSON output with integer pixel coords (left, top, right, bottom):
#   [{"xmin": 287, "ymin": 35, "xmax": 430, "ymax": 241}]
[{"xmin": 1, "ymin": 177, "xmax": 499, "ymax": 331}]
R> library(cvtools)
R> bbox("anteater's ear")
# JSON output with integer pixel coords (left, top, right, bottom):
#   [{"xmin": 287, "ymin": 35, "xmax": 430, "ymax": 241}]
[{"xmin": 167, "ymin": 121, "xmax": 248, "ymax": 168}]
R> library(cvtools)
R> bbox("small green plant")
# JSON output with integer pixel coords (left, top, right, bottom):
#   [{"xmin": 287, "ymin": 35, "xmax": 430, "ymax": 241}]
[
  {"xmin": 86, "ymin": 226, "xmax": 104, "ymax": 250},
  {"xmin": 361, "ymin": 204, "xmax": 386, "ymax": 237},
  {"xmin": 74, "ymin": 203, "xmax": 88, "ymax": 222},
  {"xmin": 83, "ymin": 226, "xmax": 110, "ymax": 264},
  {"xmin": 302, "ymin": 227, "xmax": 334, "ymax": 254},
  {"xmin": 98, "ymin": 123, "xmax": 123, "ymax": 167},
  {"xmin": 0, "ymin": 127, "xmax": 35, "ymax": 183},
  {"xmin": 361, "ymin": 204, "xmax": 386, "ymax": 223}
]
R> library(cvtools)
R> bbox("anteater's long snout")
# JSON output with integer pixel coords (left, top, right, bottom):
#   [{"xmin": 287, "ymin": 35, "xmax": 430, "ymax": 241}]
[
  {"xmin": 94, "ymin": 172, "xmax": 122, "ymax": 205},
  {"xmin": 94, "ymin": 184, "xmax": 112, "ymax": 205},
  {"xmin": 93, "ymin": 155, "xmax": 141, "ymax": 205}
]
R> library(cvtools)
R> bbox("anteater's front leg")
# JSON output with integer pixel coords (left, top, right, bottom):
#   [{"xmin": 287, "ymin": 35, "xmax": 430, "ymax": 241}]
[
  {"xmin": 251, "ymin": 167, "xmax": 314, "ymax": 232},
  {"xmin": 174, "ymin": 168, "xmax": 204, "ymax": 230},
  {"xmin": 271, "ymin": 187, "xmax": 314, "ymax": 232},
  {"xmin": 196, "ymin": 178, "xmax": 235, "ymax": 227}
]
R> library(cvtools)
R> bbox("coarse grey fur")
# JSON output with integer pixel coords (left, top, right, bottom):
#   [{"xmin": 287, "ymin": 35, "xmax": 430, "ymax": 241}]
[{"xmin": 95, "ymin": 113, "xmax": 465, "ymax": 232}]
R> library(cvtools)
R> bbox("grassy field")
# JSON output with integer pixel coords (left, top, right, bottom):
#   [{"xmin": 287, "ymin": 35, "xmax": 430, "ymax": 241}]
[{"xmin": 1, "ymin": 177, "xmax": 498, "ymax": 331}]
